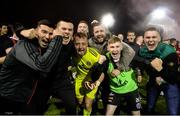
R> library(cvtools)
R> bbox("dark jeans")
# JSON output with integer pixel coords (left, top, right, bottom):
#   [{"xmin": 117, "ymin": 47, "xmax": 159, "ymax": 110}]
[
  {"xmin": 28, "ymin": 80, "xmax": 77, "ymax": 115},
  {"xmin": 146, "ymin": 82, "xmax": 179, "ymax": 115},
  {"xmin": 52, "ymin": 77, "xmax": 77, "ymax": 115},
  {"xmin": 53, "ymin": 86, "xmax": 77, "ymax": 115},
  {"xmin": 24, "ymin": 87, "xmax": 51, "ymax": 115}
]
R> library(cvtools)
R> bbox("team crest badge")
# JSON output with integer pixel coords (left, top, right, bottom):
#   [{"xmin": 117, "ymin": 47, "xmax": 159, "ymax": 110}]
[{"xmin": 86, "ymin": 61, "xmax": 91, "ymax": 66}]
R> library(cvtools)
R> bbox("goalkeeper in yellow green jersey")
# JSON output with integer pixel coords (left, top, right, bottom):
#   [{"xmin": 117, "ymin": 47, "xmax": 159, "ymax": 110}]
[{"xmin": 72, "ymin": 32, "xmax": 105, "ymax": 116}]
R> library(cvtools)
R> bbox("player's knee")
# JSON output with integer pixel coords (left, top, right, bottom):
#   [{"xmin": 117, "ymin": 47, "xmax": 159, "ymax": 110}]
[{"xmin": 85, "ymin": 103, "xmax": 92, "ymax": 112}]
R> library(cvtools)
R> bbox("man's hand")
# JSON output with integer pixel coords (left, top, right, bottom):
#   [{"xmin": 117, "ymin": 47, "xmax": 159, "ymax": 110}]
[
  {"xmin": 111, "ymin": 69, "xmax": 120, "ymax": 77},
  {"xmin": 150, "ymin": 58, "xmax": 163, "ymax": 72},
  {"xmin": 98, "ymin": 55, "xmax": 106, "ymax": 64},
  {"xmin": 84, "ymin": 81, "xmax": 95, "ymax": 90},
  {"xmin": 84, "ymin": 81, "xmax": 101, "ymax": 90},
  {"xmin": 156, "ymin": 76, "xmax": 164, "ymax": 85},
  {"xmin": 53, "ymin": 28, "xmax": 62, "ymax": 37},
  {"xmin": 20, "ymin": 28, "xmax": 37, "ymax": 39}
]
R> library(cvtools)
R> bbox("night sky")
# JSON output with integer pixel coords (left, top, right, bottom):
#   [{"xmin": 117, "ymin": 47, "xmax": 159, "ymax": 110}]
[{"xmin": 1, "ymin": 0, "xmax": 180, "ymax": 37}]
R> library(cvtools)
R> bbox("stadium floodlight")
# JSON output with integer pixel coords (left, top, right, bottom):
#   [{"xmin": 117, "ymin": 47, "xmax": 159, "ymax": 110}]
[
  {"xmin": 101, "ymin": 13, "xmax": 115, "ymax": 28},
  {"xmin": 146, "ymin": 7, "xmax": 178, "ymax": 40},
  {"xmin": 151, "ymin": 7, "xmax": 167, "ymax": 19}
]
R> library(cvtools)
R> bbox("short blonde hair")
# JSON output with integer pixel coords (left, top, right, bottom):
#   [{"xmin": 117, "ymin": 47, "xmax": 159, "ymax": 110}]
[{"xmin": 108, "ymin": 35, "xmax": 122, "ymax": 44}]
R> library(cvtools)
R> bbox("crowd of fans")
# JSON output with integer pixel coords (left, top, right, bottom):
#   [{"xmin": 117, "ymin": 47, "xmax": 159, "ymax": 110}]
[{"xmin": 0, "ymin": 19, "xmax": 179, "ymax": 115}]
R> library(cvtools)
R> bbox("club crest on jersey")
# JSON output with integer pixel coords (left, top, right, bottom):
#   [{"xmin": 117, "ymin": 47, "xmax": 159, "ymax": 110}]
[{"xmin": 86, "ymin": 61, "xmax": 91, "ymax": 66}]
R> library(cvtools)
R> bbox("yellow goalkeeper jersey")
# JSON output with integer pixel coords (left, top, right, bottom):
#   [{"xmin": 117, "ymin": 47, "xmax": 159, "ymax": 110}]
[{"xmin": 74, "ymin": 47, "xmax": 100, "ymax": 80}]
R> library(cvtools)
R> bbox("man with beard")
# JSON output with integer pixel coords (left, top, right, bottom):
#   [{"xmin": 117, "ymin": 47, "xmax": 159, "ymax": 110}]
[
  {"xmin": 89, "ymin": 21, "xmax": 136, "ymax": 115},
  {"xmin": 88, "ymin": 21, "xmax": 108, "ymax": 55}
]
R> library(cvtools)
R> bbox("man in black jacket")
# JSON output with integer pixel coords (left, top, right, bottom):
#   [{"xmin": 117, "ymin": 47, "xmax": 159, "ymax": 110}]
[
  {"xmin": 138, "ymin": 27, "xmax": 179, "ymax": 115},
  {"xmin": 21, "ymin": 19, "xmax": 77, "ymax": 115},
  {"xmin": 48, "ymin": 19, "xmax": 77, "ymax": 115},
  {"xmin": 0, "ymin": 19, "xmax": 63, "ymax": 115}
]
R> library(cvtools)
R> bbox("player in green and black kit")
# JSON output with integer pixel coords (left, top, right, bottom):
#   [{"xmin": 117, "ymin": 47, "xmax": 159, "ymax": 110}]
[{"xmin": 91, "ymin": 36, "xmax": 141, "ymax": 115}]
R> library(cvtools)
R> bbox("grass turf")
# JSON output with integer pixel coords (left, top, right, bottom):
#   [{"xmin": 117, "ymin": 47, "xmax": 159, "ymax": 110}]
[{"xmin": 44, "ymin": 73, "xmax": 167, "ymax": 115}]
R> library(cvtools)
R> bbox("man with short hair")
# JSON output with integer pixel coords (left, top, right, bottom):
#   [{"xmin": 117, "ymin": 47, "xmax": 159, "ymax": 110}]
[
  {"xmin": 91, "ymin": 36, "xmax": 140, "ymax": 115},
  {"xmin": 48, "ymin": 19, "xmax": 77, "ymax": 115},
  {"xmin": 139, "ymin": 27, "xmax": 179, "ymax": 115},
  {"xmin": 21, "ymin": 19, "xmax": 77, "ymax": 115},
  {"xmin": 126, "ymin": 31, "xmax": 136, "ymax": 43},
  {"xmin": 0, "ymin": 23, "xmax": 14, "ymax": 68},
  {"xmin": 89, "ymin": 21, "xmax": 108, "ymax": 54},
  {"xmin": 77, "ymin": 20, "xmax": 89, "ymax": 37},
  {"xmin": 0, "ymin": 19, "xmax": 63, "ymax": 114},
  {"xmin": 73, "ymin": 32, "xmax": 105, "ymax": 115}
]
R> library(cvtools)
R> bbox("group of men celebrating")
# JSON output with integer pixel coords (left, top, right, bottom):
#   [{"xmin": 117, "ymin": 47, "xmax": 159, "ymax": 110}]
[{"xmin": 0, "ymin": 18, "xmax": 179, "ymax": 116}]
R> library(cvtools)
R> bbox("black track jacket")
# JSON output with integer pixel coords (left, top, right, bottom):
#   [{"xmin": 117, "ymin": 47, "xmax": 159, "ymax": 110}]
[{"xmin": 0, "ymin": 36, "xmax": 63, "ymax": 103}]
